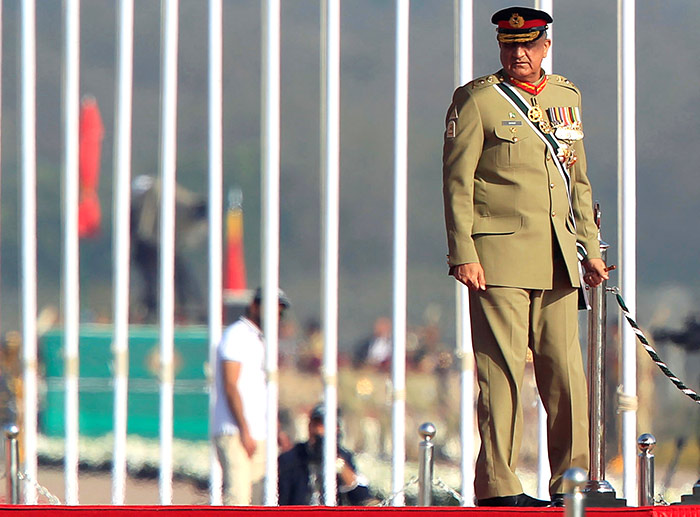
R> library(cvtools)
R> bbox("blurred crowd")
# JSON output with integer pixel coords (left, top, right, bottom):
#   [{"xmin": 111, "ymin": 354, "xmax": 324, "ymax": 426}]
[{"xmin": 283, "ymin": 313, "xmax": 455, "ymax": 376}]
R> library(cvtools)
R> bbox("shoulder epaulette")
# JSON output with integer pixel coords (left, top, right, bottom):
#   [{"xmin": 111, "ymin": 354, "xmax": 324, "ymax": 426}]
[
  {"xmin": 467, "ymin": 73, "xmax": 503, "ymax": 91},
  {"xmin": 451, "ymin": 72, "xmax": 502, "ymax": 110},
  {"xmin": 548, "ymin": 74, "xmax": 580, "ymax": 93}
]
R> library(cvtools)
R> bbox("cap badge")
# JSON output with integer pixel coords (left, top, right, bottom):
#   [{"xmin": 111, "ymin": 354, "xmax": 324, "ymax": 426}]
[{"xmin": 509, "ymin": 13, "xmax": 525, "ymax": 28}]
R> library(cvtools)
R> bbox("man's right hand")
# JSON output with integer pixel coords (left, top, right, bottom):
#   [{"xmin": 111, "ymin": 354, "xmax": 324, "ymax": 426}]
[
  {"xmin": 241, "ymin": 429, "xmax": 257, "ymax": 458},
  {"xmin": 452, "ymin": 263, "xmax": 486, "ymax": 291}
]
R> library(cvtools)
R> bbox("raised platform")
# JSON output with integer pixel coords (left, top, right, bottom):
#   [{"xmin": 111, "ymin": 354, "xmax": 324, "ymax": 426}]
[{"xmin": 0, "ymin": 507, "xmax": 699, "ymax": 516}]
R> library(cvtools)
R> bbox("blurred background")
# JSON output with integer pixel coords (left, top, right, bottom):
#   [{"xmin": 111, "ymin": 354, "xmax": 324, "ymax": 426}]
[{"xmin": 0, "ymin": 0, "xmax": 699, "ymax": 505}]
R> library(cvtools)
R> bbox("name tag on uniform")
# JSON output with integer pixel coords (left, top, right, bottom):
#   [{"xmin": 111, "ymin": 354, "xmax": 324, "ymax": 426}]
[{"xmin": 501, "ymin": 120, "xmax": 522, "ymax": 126}]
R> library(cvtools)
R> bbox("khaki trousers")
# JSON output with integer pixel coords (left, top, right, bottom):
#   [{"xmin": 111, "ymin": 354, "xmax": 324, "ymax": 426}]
[
  {"xmin": 214, "ymin": 434, "xmax": 266, "ymax": 506},
  {"xmin": 469, "ymin": 285, "xmax": 589, "ymax": 499}
]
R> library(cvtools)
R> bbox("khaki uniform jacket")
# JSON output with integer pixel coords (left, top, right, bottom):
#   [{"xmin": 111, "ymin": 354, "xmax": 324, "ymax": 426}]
[{"xmin": 442, "ymin": 70, "xmax": 601, "ymax": 289}]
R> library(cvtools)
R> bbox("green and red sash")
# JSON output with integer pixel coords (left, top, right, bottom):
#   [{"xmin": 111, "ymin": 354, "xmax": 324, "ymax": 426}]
[
  {"xmin": 494, "ymin": 81, "xmax": 591, "ymax": 309},
  {"xmin": 493, "ymin": 81, "xmax": 576, "ymax": 232}
]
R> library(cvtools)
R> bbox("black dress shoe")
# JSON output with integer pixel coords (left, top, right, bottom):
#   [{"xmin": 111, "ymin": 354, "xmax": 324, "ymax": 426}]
[
  {"xmin": 551, "ymin": 493, "xmax": 565, "ymax": 507},
  {"xmin": 477, "ymin": 493, "xmax": 551, "ymax": 507}
]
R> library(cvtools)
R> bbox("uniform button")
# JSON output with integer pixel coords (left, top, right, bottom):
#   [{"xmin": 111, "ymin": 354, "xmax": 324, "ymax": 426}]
[
  {"xmin": 512, "ymin": 137, "xmax": 519, "ymax": 142},
  {"xmin": 546, "ymin": 155, "xmax": 551, "ymax": 161},
  {"xmin": 551, "ymin": 211, "xmax": 556, "ymax": 217},
  {"xmin": 550, "ymin": 183, "xmax": 555, "ymax": 189}
]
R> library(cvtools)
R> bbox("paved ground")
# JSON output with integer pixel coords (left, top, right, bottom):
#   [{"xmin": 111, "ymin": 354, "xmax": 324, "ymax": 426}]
[
  {"xmin": 30, "ymin": 468, "xmax": 209, "ymax": 505},
  {"xmin": 20, "ymin": 467, "xmax": 700, "ymax": 507}
]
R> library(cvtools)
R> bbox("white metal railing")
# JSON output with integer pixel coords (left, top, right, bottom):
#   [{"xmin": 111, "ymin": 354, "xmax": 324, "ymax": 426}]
[{"xmin": 13, "ymin": 1, "xmax": 641, "ymax": 508}]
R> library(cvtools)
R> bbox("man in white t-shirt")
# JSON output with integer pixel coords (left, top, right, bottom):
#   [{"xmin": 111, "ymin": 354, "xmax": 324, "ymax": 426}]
[{"xmin": 212, "ymin": 287, "xmax": 290, "ymax": 505}]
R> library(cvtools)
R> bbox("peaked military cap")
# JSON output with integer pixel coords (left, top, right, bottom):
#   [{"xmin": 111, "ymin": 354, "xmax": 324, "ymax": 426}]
[{"xmin": 491, "ymin": 6, "xmax": 552, "ymax": 44}]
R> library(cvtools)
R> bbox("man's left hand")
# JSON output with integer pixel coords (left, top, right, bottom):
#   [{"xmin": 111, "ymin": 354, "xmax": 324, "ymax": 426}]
[
  {"xmin": 241, "ymin": 428, "xmax": 257, "ymax": 458},
  {"xmin": 582, "ymin": 258, "xmax": 609, "ymax": 287}
]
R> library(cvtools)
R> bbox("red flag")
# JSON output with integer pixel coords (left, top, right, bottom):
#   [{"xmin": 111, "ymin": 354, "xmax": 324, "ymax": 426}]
[
  {"xmin": 224, "ymin": 195, "xmax": 247, "ymax": 293},
  {"xmin": 78, "ymin": 96, "xmax": 104, "ymax": 238},
  {"xmin": 77, "ymin": 190, "xmax": 101, "ymax": 238}
]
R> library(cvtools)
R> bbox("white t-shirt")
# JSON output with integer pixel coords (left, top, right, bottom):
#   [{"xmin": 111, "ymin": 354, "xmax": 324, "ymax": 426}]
[{"xmin": 212, "ymin": 316, "xmax": 268, "ymax": 440}]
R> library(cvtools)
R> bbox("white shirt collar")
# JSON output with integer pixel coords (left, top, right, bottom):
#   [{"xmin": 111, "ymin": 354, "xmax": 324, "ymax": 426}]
[{"xmin": 240, "ymin": 316, "xmax": 263, "ymax": 338}]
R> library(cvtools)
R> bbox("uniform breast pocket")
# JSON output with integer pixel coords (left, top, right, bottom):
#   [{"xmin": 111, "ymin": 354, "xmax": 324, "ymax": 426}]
[{"xmin": 492, "ymin": 126, "xmax": 529, "ymax": 169}]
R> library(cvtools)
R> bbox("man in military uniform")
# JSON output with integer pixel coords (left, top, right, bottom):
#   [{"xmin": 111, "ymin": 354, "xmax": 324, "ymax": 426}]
[{"xmin": 442, "ymin": 6, "xmax": 609, "ymax": 507}]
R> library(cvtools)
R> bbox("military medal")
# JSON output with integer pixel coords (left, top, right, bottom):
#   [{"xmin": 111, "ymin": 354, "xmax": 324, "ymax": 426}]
[
  {"xmin": 538, "ymin": 119, "xmax": 554, "ymax": 134},
  {"xmin": 555, "ymin": 127, "xmax": 581, "ymax": 141},
  {"xmin": 527, "ymin": 104, "xmax": 543, "ymax": 123},
  {"xmin": 556, "ymin": 143, "xmax": 578, "ymax": 168},
  {"xmin": 546, "ymin": 106, "xmax": 584, "ymax": 141}
]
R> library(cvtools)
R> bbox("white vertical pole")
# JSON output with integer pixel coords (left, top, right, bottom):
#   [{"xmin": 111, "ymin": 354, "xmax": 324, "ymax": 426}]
[
  {"xmin": 391, "ymin": 0, "xmax": 409, "ymax": 506},
  {"xmin": 0, "ymin": 1, "xmax": 3, "ymax": 332},
  {"xmin": 207, "ymin": 0, "xmax": 224, "ymax": 506},
  {"xmin": 453, "ymin": 0, "xmax": 472, "ymax": 86},
  {"xmin": 62, "ymin": 0, "xmax": 81, "ymax": 505},
  {"xmin": 619, "ymin": 0, "xmax": 637, "ymax": 506},
  {"xmin": 158, "ymin": 0, "xmax": 179, "ymax": 505},
  {"xmin": 536, "ymin": 0, "xmax": 553, "ymax": 72},
  {"xmin": 453, "ymin": 0, "xmax": 475, "ymax": 507},
  {"xmin": 534, "ymin": 0, "xmax": 553, "ymax": 501},
  {"xmin": 111, "ymin": 0, "xmax": 134, "ymax": 505},
  {"xmin": 20, "ymin": 0, "xmax": 38, "ymax": 505},
  {"xmin": 261, "ymin": 0, "xmax": 281, "ymax": 506},
  {"xmin": 320, "ymin": 0, "xmax": 340, "ymax": 506},
  {"xmin": 535, "ymin": 394, "xmax": 549, "ymax": 499}
]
